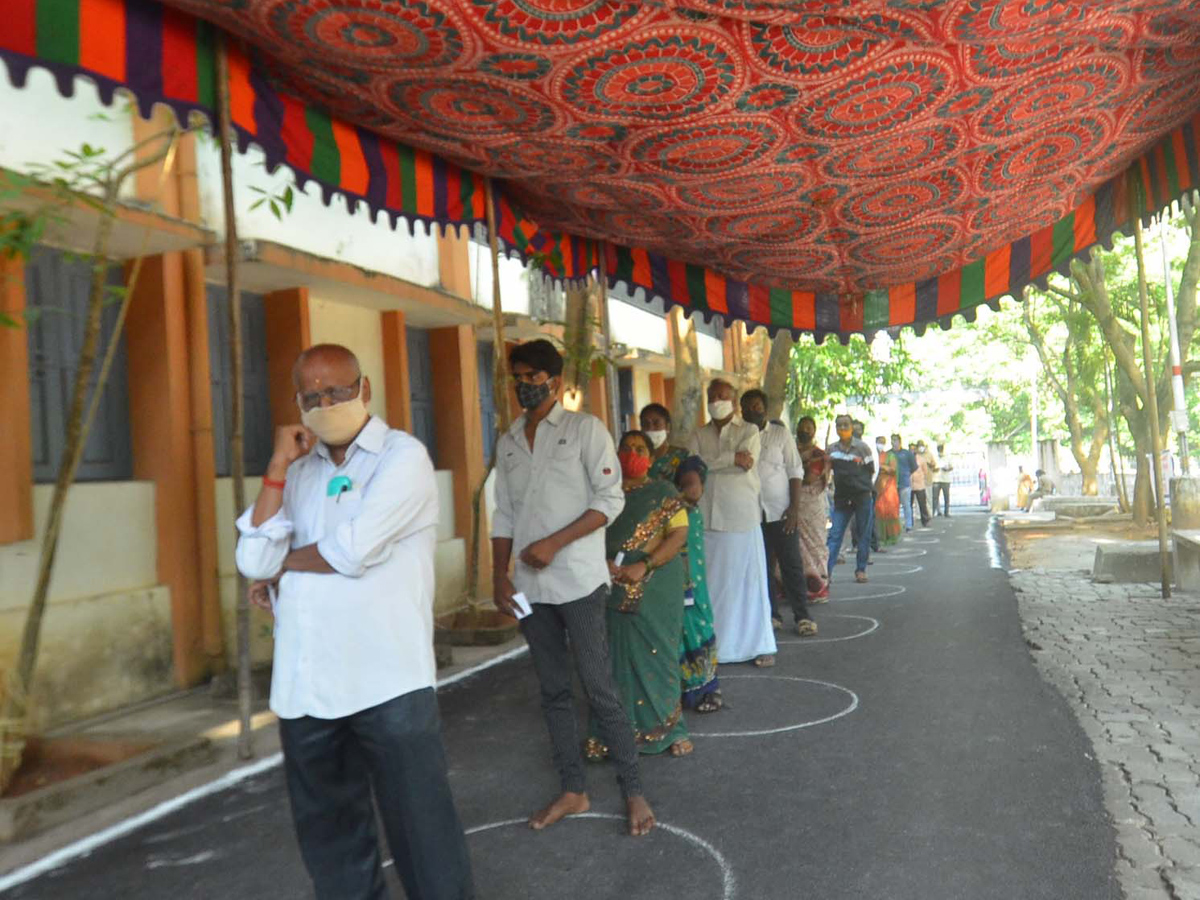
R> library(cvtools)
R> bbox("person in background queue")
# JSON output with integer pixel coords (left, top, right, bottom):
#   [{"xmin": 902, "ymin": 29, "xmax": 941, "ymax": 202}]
[
  {"xmin": 892, "ymin": 434, "xmax": 917, "ymax": 531},
  {"xmin": 641, "ymin": 403, "xmax": 689, "ymax": 482},
  {"xmin": 742, "ymin": 389, "xmax": 817, "ymax": 638},
  {"xmin": 909, "ymin": 441, "xmax": 932, "ymax": 528},
  {"xmin": 586, "ymin": 431, "xmax": 692, "ymax": 760},
  {"xmin": 686, "ymin": 379, "xmax": 778, "ymax": 667},
  {"xmin": 795, "ymin": 416, "xmax": 831, "ymax": 602},
  {"xmin": 852, "ymin": 419, "xmax": 882, "ymax": 555},
  {"xmin": 826, "ymin": 414, "xmax": 876, "ymax": 584},
  {"xmin": 931, "ymin": 443, "xmax": 953, "ymax": 517},
  {"xmin": 490, "ymin": 339, "xmax": 656, "ymax": 837},
  {"xmin": 675, "ymin": 455, "xmax": 722, "ymax": 712},
  {"xmin": 874, "ymin": 437, "xmax": 903, "ymax": 548},
  {"xmin": 236, "ymin": 344, "xmax": 474, "ymax": 900}
]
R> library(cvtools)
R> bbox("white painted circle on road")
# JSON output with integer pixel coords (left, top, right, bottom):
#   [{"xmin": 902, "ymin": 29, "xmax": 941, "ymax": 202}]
[
  {"xmin": 829, "ymin": 583, "xmax": 906, "ymax": 602},
  {"xmin": 776, "ymin": 614, "xmax": 880, "ymax": 645},
  {"xmin": 458, "ymin": 813, "xmax": 737, "ymax": 900},
  {"xmin": 690, "ymin": 676, "xmax": 858, "ymax": 738}
]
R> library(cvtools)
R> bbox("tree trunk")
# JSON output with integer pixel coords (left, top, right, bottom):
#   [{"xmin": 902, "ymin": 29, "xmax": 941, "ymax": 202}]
[
  {"xmin": 1080, "ymin": 458, "xmax": 1099, "ymax": 496},
  {"xmin": 562, "ymin": 283, "xmax": 592, "ymax": 410},
  {"xmin": 669, "ymin": 306, "xmax": 702, "ymax": 445},
  {"xmin": 763, "ymin": 331, "xmax": 794, "ymax": 420},
  {"xmin": 1131, "ymin": 427, "xmax": 1154, "ymax": 525}
]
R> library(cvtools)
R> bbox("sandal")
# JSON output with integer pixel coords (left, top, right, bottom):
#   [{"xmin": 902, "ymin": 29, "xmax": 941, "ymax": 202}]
[
  {"xmin": 771, "ymin": 616, "xmax": 784, "ymax": 631},
  {"xmin": 796, "ymin": 619, "xmax": 818, "ymax": 637},
  {"xmin": 695, "ymin": 693, "xmax": 723, "ymax": 714},
  {"xmin": 854, "ymin": 571, "xmax": 869, "ymax": 583},
  {"xmin": 669, "ymin": 739, "xmax": 695, "ymax": 757},
  {"xmin": 754, "ymin": 654, "xmax": 776, "ymax": 668}
]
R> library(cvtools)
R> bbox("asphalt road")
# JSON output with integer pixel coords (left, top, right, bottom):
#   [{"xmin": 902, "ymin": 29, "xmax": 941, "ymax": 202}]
[{"xmin": 9, "ymin": 512, "xmax": 1119, "ymax": 900}]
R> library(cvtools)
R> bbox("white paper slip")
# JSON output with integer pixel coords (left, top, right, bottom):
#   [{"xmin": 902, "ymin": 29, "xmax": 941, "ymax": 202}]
[
  {"xmin": 511, "ymin": 591, "xmax": 533, "ymax": 620},
  {"xmin": 614, "ymin": 552, "xmax": 626, "ymax": 566},
  {"xmin": 684, "ymin": 587, "xmax": 696, "ymax": 608}
]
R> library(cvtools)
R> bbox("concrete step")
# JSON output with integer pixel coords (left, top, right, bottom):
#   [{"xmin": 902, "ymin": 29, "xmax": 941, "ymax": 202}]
[{"xmin": 1092, "ymin": 540, "xmax": 1173, "ymax": 584}]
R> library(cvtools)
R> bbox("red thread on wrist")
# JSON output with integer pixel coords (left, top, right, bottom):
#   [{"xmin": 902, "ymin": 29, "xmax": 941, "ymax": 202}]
[{"xmin": 263, "ymin": 477, "xmax": 286, "ymax": 491}]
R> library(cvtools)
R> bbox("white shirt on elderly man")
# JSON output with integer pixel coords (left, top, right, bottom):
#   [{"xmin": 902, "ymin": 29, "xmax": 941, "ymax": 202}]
[
  {"xmin": 686, "ymin": 418, "xmax": 762, "ymax": 533},
  {"xmin": 235, "ymin": 416, "xmax": 438, "ymax": 721},
  {"xmin": 757, "ymin": 421, "xmax": 805, "ymax": 522},
  {"xmin": 491, "ymin": 401, "xmax": 625, "ymax": 606}
]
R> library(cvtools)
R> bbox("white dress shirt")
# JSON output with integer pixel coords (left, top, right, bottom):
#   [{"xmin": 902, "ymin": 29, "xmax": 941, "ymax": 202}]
[
  {"xmin": 491, "ymin": 402, "xmax": 625, "ymax": 606},
  {"xmin": 686, "ymin": 418, "xmax": 761, "ymax": 533},
  {"xmin": 235, "ymin": 416, "xmax": 438, "ymax": 720},
  {"xmin": 757, "ymin": 421, "xmax": 805, "ymax": 522}
]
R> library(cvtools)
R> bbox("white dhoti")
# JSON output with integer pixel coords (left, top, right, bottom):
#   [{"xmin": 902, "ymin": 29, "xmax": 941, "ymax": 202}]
[{"xmin": 704, "ymin": 528, "xmax": 778, "ymax": 664}]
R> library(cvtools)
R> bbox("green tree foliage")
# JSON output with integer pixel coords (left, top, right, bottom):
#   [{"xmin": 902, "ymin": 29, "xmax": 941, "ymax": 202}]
[{"xmin": 785, "ymin": 332, "xmax": 917, "ymax": 422}]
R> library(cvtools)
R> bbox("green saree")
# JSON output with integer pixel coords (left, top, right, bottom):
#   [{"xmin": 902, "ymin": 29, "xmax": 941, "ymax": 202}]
[
  {"xmin": 680, "ymin": 506, "xmax": 720, "ymax": 708},
  {"xmin": 587, "ymin": 479, "xmax": 689, "ymax": 756},
  {"xmin": 648, "ymin": 446, "xmax": 689, "ymax": 483}
]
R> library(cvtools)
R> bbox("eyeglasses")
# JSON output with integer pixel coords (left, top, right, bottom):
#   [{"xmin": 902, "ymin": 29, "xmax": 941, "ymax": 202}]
[{"xmin": 296, "ymin": 377, "xmax": 361, "ymax": 412}]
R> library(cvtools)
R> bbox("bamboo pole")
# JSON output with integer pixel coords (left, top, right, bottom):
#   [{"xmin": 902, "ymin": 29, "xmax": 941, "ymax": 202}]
[
  {"xmin": 216, "ymin": 37, "xmax": 253, "ymax": 759},
  {"xmin": 596, "ymin": 242, "xmax": 621, "ymax": 438},
  {"xmin": 1130, "ymin": 184, "xmax": 1172, "ymax": 598}
]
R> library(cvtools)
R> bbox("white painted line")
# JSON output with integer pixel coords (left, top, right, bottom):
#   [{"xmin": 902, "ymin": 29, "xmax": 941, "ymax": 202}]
[
  {"xmin": 830, "ymin": 583, "xmax": 906, "ymax": 602},
  {"xmin": 690, "ymin": 676, "xmax": 858, "ymax": 738},
  {"xmin": 776, "ymin": 614, "xmax": 880, "ymax": 644},
  {"xmin": 436, "ymin": 644, "xmax": 529, "ymax": 689},
  {"xmin": 0, "ymin": 644, "xmax": 533, "ymax": 894},
  {"xmin": 880, "ymin": 548, "xmax": 928, "ymax": 558},
  {"xmin": 986, "ymin": 516, "xmax": 1004, "ymax": 569},
  {"xmin": 0, "ymin": 752, "xmax": 283, "ymax": 893},
  {"xmin": 454, "ymin": 813, "xmax": 737, "ymax": 900}
]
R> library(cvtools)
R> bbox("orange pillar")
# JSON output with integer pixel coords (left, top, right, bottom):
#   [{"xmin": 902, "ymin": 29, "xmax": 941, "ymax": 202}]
[
  {"xmin": 263, "ymin": 288, "xmax": 311, "ymax": 429},
  {"xmin": 381, "ymin": 310, "xmax": 413, "ymax": 432},
  {"xmin": 125, "ymin": 255, "xmax": 208, "ymax": 686},
  {"xmin": 429, "ymin": 326, "xmax": 486, "ymax": 538},
  {"xmin": 0, "ymin": 255, "xmax": 33, "ymax": 543},
  {"xmin": 649, "ymin": 372, "xmax": 666, "ymax": 407},
  {"xmin": 588, "ymin": 371, "xmax": 610, "ymax": 429}
]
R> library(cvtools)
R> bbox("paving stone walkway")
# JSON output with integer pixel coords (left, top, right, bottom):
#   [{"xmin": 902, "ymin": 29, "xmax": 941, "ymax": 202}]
[{"xmin": 1013, "ymin": 566, "xmax": 1200, "ymax": 900}]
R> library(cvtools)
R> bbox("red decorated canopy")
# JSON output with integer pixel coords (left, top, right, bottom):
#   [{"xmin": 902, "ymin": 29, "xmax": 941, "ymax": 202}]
[{"xmin": 4, "ymin": 0, "xmax": 1200, "ymax": 338}]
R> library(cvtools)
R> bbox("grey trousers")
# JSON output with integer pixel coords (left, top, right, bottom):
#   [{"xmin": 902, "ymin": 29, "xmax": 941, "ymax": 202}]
[
  {"xmin": 520, "ymin": 584, "xmax": 643, "ymax": 799},
  {"xmin": 279, "ymin": 689, "xmax": 475, "ymax": 900}
]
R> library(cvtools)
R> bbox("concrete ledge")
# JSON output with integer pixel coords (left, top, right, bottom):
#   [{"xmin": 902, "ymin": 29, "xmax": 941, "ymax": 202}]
[
  {"xmin": 1092, "ymin": 541, "xmax": 1173, "ymax": 584},
  {"xmin": 0, "ymin": 736, "xmax": 216, "ymax": 843},
  {"xmin": 1041, "ymin": 497, "xmax": 1119, "ymax": 518},
  {"xmin": 1174, "ymin": 530, "xmax": 1200, "ymax": 591}
]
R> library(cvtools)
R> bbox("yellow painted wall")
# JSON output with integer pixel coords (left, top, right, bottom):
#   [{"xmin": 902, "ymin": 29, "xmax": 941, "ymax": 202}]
[
  {"xmin": 0, "ymin": 483, "xmax": 172, "ymax": 728},
  {"xmin": 306, "ymin": 295, "xmax": 389, "ymax": 420}
]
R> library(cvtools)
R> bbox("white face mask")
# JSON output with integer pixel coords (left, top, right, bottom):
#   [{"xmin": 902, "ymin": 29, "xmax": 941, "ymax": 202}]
[
  {"xmin": 301, "ymin": 397, "xmax": 369, "ymax": 446},
  {"xmin": 645, "ymin": 429, "xmax": 669, "ymax": 449},
  {"xmin": 709, "ymin": 399, "xmax": 734, "ymax": 420}
]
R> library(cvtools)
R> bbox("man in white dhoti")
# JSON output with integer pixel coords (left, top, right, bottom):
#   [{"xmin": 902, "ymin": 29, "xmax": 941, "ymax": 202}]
[{"xmin": 686, "ymin": 380, "xmax": 778, "ymax": 667}]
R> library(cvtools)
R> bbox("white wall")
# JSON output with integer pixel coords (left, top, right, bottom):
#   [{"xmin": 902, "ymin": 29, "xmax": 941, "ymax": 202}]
[
  {"xmin": 467, "ymin": 240, "xmax": 532, "ymax": 316},
  {"xmin": 307, "ymin": 294, "xmax": 389, "ymax": 418},
  {"xmin": 609, "ymin": 299, "xmax": 669, "ymax": 355},
  {"xmin": 193, "ymin": 137, "xmax": 441, "ymax": 287},
  {"xmin": 698, "ymin": 333, "xmax": 725, "ymax": 371},
  {"xmin": 0, "ymin": 71, "xmax": 138, "ymax": 201}
]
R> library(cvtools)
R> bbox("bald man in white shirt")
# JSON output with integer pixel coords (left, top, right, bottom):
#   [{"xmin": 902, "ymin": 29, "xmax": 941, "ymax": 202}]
[{"xmin": 237, "ymin": 344, "xmax": 473, "ymax": 900}]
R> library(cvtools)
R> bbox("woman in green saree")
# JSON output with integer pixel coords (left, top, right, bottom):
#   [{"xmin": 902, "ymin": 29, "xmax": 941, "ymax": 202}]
[
  {"xmin": 586, "ymin": 431, "xmax": 693, "ymax": 759},
  {"xmin": 675, "ymin": 456, "xmax": 722, "ymax": 713},
  {"xmin": 640, "ymin": 403, "xmax": 689, "ymax": 482}
]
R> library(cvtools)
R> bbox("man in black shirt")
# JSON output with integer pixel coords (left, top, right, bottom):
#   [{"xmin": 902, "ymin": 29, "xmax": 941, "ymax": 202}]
[{"xmin": 826, "ymin": 414, "xmax": 876, "ymax": 584}]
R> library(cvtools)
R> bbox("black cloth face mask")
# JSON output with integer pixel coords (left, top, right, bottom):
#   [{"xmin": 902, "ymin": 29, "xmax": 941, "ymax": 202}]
[{"xmin": 516, "ymin": 380, "xmax": 553, "ymax": 410}]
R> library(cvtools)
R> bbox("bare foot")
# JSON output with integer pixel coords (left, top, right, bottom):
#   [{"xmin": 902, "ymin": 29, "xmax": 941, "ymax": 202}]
[
  {"xmin": 626, "ymin": 795, "xmax": 656, "ymax": 836},
  {"xmin": 669, "ymin": 739, "xmax": 694, "ymax": 757},
  {"xmin": 529, "ymin": 792, "xmax": 590, "ymax": 831}
]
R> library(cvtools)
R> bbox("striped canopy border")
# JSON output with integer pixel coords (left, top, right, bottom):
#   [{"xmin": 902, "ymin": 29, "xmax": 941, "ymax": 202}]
[{"xmin": 1, "ymin": 0, "xmax": 1197, "ymax": 341}]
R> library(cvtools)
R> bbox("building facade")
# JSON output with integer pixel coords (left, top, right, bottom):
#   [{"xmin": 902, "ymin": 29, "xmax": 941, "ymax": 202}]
[{"xmin": 0, "ymin": 72, "xmax": 750, "ymax": 728}]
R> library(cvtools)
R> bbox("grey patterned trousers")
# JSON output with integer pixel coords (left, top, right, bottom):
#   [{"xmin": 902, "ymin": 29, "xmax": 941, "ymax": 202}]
[{"xmin": 519, "ymin": 584, "xmax": 644, "ymax": 799}]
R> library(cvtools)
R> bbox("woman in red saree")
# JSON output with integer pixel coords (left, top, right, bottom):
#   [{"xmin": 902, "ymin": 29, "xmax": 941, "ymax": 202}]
[{"xmin": 874, "ymin": 439, "xmax": 902, "ymax": 546}]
